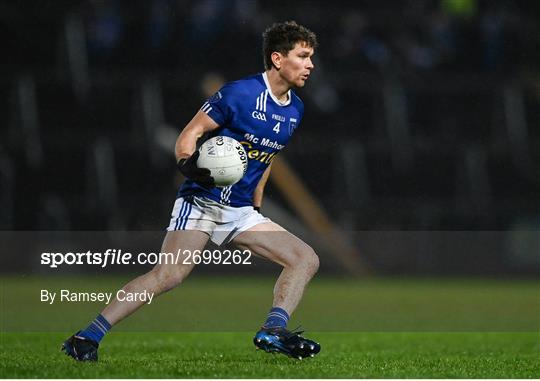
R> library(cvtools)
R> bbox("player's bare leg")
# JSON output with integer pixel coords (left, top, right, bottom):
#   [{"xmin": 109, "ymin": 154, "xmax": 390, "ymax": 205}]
[
  {"xmin": 233, "ymin": 222, "xmax": 319, "ymax": 314},
  {"xmin": 232, "ymin": 222, "xmax": 321, "ymax": 359},
  {"xmin": 101, "ymin": 230, "xmax": 209, "ymax": 325},
  {"xmin": 62, "ymin": 230, "xmax": 209, "ymax": 361}
]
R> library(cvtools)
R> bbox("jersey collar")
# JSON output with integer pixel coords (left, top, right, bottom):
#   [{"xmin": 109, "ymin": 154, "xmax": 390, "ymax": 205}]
[{"xmin": 262, "ymin": 72, "xmax": 291, "ymax": 107}]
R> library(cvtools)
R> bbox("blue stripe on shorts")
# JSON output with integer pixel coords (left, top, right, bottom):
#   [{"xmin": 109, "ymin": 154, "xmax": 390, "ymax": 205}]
[{"xmin": 174, "ymin": 199, "xmax": 187, "ymax": 230}]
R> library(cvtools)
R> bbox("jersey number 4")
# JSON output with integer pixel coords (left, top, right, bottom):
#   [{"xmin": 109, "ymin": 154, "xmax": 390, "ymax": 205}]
[{"xmin": 273, "ymin": 122, "xmax": 280, "ymax": 134}]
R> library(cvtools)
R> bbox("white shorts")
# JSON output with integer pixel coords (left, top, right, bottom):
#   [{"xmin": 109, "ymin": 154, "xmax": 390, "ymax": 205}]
[{"xmin": 166, "ymin": 196, "xmax": 271, "ymax": 246}]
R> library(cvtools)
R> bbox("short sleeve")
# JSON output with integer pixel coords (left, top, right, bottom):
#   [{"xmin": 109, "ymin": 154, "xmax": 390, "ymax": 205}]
[
  {"xmin": 297, "ymin": 100, "xmax": 305, "ymax": 122},
  {"xmin": 199, "ymin": 83, "xmax": 237, "ymax": 126},
  {"xmin": 292, "ymin": 93, "xmax": 305, "ymax": 129}
]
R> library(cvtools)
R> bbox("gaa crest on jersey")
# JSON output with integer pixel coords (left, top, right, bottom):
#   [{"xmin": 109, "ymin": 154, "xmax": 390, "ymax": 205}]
[
  {"xmin": 288, "ymin": 118, "xmax": 297, "ymax": 136},
  {"xmin": 208, "ymin": 91, "xmax": 222, "ymax": 104}
]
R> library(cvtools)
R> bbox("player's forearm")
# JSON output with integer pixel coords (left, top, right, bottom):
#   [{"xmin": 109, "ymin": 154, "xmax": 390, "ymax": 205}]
[
  {"xmin": 175, "ymin": 111, "xmax": 220, "ymax": 162},
  {"xmin": 253, "ymin": 187, "xmax": 264, "ymax": 208},
  {"xmin": 175, "ymin": 128, "xmax": 201, "ymax": 162},
  {"xmin": 253, "ymin": 164, "xmax": 272, "ymax": 207}
]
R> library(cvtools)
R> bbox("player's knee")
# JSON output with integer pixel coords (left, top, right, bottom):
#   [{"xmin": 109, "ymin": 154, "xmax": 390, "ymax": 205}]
[
  {"xmin": 290, "ymin": 246, "xmax": 319, "ymax": 275},
  {"xmin": 303, "ymin": 248, "xmax": 320, "ymax": 276},
  {"xmin": 152, "ymin": 266, "xmax": 185, "ymax": 293}
]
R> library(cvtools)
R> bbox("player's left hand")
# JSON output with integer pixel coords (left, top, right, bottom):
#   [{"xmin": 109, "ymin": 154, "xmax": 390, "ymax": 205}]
[{"xmin": 177, "ymin": 151, "xmax": 215, "ymax": 189}]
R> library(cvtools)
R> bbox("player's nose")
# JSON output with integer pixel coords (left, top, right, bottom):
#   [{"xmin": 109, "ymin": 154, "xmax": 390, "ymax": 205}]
[{"xmin": 306, "ymin": 57, "xmax": 314, "ymax": 70}]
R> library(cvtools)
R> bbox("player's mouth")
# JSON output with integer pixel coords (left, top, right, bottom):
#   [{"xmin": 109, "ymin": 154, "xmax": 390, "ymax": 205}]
[{"xmin": 301, "ymin": 74, "xmax": 310, "ymax": 80}]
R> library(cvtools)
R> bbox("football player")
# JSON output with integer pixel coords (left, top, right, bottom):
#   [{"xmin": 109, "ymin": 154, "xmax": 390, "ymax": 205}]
[{"xmin": 63, "ymin": 21, "xmax": 320, "ymax": 361}]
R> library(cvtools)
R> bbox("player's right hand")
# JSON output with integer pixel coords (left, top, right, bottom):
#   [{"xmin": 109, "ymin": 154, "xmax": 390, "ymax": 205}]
[{"xmin": 177, "ymin": 151, "xmax": 215, "ymax": 189}]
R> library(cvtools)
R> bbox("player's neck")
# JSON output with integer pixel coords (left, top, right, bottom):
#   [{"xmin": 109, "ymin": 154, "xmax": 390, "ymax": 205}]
[{"xmin": 265, "ymin": 70, "xmax": 290, "ymax": 103}]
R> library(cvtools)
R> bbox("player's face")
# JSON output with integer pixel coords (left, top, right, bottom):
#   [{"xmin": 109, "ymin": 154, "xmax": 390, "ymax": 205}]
[{"xmin": 279, "ymin": 42, "xmax": 315, "ymax": 88}]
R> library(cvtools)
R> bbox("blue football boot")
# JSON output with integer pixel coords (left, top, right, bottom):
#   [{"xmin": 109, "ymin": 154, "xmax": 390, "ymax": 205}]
[
  {"xmin": 61, "ymin": 331, "xmax": 99, "ymax": 361},
  {"xmin": 253, "ymin": 326, "xmax": 321, "ymax": 360}
]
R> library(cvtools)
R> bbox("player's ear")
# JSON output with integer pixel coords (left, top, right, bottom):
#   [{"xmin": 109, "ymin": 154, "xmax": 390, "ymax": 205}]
[{"xmin": 271, "ymin": 51, "xmax": 282, "ymax": 70}]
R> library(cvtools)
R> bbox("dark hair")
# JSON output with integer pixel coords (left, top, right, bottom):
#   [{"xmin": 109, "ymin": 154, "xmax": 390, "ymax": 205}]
[{"xmin": 262, "ymin": 21, "xmax": 318, "ymax": 70}]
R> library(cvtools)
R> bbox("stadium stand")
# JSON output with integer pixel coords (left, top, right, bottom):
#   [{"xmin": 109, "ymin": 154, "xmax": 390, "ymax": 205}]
[{"xmin": 4, "ymin": 0, "xmax": 539, "ymax": 235}]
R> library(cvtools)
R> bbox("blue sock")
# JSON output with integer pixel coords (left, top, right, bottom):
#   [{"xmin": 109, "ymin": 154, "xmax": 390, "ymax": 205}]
[
  {"xmin": 263, "ymin": 307, "xmax": 290, "ymax": 328},
  {"xmin": 79, "ymin": 314, "xmax": 111, "ymax": 343}
]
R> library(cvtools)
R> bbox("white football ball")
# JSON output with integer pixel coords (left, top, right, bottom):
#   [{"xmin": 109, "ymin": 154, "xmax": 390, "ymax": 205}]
[{"xmin": 197, "ymin": 136, "xmax": 248, "ymax": 187}]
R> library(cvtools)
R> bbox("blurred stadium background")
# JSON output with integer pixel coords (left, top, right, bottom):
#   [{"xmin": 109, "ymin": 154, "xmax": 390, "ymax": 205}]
[
  {"xmin": 1, "ymin": 0, "xmax": 540, "ymax": 276},
  {"xmin": 1, "ymin": 5, "xmax": 539, "ymax": 378}
]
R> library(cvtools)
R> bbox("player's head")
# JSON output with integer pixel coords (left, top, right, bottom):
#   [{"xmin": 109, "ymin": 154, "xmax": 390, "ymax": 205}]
[{"xmin": 262, "ymin": 21, "xmax": 318, "ymax": 88}]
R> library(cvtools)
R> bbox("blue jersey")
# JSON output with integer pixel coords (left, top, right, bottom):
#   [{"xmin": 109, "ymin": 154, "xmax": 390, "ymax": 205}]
[{"xmin": 178, "ymin": 73, "xmax": 304, "ymax": 207}]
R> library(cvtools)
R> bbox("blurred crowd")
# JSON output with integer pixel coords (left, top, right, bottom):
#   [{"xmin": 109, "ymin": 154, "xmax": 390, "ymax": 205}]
[
  {"xmin": 1, "ymin": 0, "xmax": 539, "ymax": 234},
  {"xmin": 5, "ymin": 0, "xmax": 540, "ymax": 75},
  {"xmin": 74, "ymin": 0, "xmax": 540, "ymax": 74}
]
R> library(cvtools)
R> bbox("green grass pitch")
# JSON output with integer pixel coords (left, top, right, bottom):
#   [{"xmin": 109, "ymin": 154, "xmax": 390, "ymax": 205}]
[
  {"xmin": 1, "ymin": 276, "xmax": 539, "ymax": 378},
  {"xmin": 1, "ymin": 332, "xmax": 539, "ymax": 378}
]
